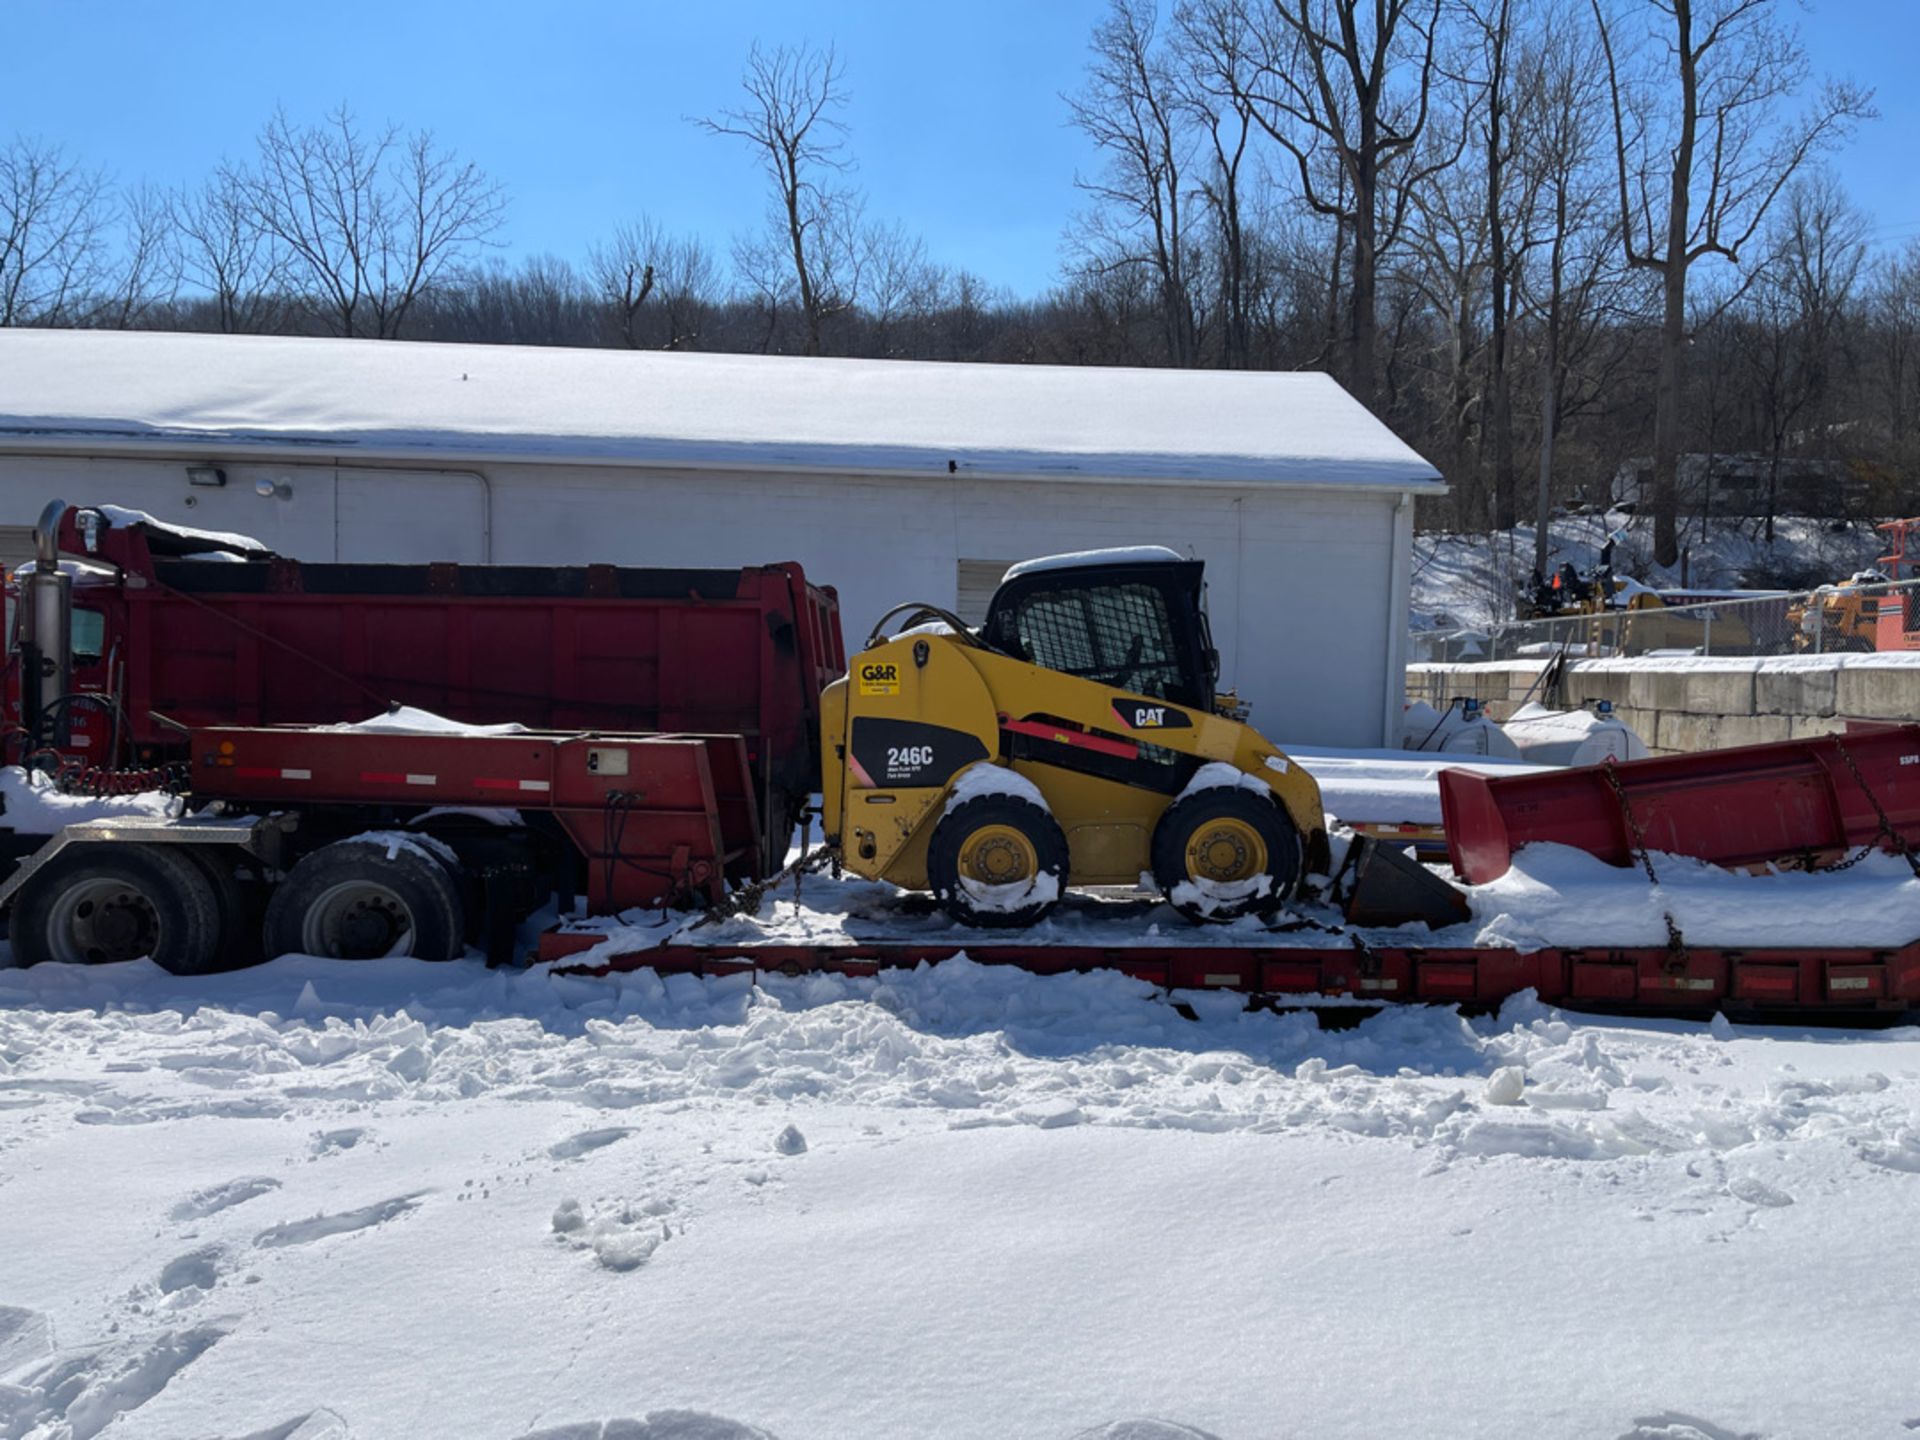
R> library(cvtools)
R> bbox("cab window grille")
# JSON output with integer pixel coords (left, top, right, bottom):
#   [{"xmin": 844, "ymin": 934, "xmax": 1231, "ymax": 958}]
[{"xmin": 1012, "ymin": 583, "xmax": 1182, "ymax": 700}]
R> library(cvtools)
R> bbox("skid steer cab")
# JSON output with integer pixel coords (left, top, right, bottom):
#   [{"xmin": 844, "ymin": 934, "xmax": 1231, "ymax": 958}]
[{"xmin": 819, "ymin": 547, "xmax": 1331, "ymax": 927}]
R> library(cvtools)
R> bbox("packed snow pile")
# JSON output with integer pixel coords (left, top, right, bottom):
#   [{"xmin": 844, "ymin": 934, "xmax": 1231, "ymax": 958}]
[
  {"xmin": 1500, "ymin": 701, "xmax": 1649, "ymax": 766},
  {"xmin": 325, "ymin": 705, "xmax": 530, "ymax": 737},
  {"xmin": 1399, "ymin": 699, "xmax": 1521, "ymax": 759},
  {"xmin": 1, "ymin": 951, "xmax": 1917, "ymax": 1437},
  {"xmin": 92, "ymin": 503, "xmax": 270, "ymax": 555},
  {"xmin": 0, "ymin": 765, "xmax": 181, "ymax": 832}
]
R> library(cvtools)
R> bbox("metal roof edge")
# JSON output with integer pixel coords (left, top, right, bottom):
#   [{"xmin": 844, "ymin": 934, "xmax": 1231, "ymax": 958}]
[{"xmin": 0, "ymin": 431, "xmax": 1447, "ymax": 492}]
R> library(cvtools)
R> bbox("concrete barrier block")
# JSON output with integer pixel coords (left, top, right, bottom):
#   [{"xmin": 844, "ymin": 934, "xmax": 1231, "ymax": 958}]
[
  {"xmin": 1655, "ymin": 711, "xmax": 1792, "ymax": 753},
  {"xmin": 1618, "ymin": 669, "xmax": 1689, "ymax": 711},
  {"xmin": 1834, "ymin": 666, "xmax": 1920, "ymax": 720},
  {"xmin": 1566, "ymin": 669, "xmax": 1633, "ymax": 709},
  {"xmin": 1789, "ymin": 714, "xmax": 1848, "ymax": 740},
  {"xmin": 1681, "ymin": 670, "xmax": 1759, "ymax": 716},
  {"xmin": 1754, "ymin": 667, "xmax": 1838, "ymax": 717}
]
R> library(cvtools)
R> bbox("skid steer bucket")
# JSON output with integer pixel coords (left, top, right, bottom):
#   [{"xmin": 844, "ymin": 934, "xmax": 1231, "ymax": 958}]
[{"xmin": 1340, "ymin": 835, "xmax": 1474, "ymax": 930}]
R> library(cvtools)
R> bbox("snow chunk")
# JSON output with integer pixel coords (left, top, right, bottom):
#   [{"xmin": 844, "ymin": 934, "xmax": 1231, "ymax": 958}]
[
  {"xmin": 348, "ymin": 829, "xmax": 459, "ymax": 870},
  {"xmin": 1176, "ymin": 762, "xmax": 1271, "ymax": 802},
  {"xmin": 92, "ymin": 503, "xmax": 269, "ymax": 554},
  {"xmin": 945, "ymin": 762, "xmax": 1047, "ymax": 808},
  {"xmin": 1483, "ymin": 1066, "xmax": 1526, "ymax": 1107},
  {"xmin": 325, "ymin": 705, "xmax": 529, "ymax": 737},
  {"xmin": 1004, "ymin": 545, "xmax": 1185, "ymax": 579},
  {"xmin": 0, "ymin": 765, "xmax": 179, "ymax": 835},
  {"xmin": 773, "ymin": 1124, "xmax": 808, "ymax": 1156}
]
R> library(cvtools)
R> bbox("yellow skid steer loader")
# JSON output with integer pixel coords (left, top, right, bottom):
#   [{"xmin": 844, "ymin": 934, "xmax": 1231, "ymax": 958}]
[{"xmin": 820, "ymin": 548, "xmax": 1464, "ymax": 930}]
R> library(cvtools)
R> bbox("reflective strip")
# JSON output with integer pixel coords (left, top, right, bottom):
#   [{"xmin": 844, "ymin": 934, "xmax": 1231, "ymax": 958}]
[
  {"xmin": 281, "ymin": 768, "xmax": 312, "ymax": 780},
  {"xmin": 475, "ymin": 777, "xmax": 551, "ymax": 793},
  {"xmin": 406, "ymin": 774, "xmax": 437, "ymax": 786},
  {"xmin": 359, "ymin": 772, "xmax": 406, "ymax": 784},
  {"xmin": 520, "ymin": 779, "xmax": 551, "ymax": 792},
  {"xmin": 1202, "ymin": 973, "xmax": 1240, "ymax": 987}
]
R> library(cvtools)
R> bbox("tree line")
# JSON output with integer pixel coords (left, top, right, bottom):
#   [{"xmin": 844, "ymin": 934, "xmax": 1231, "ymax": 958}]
[{"xmin": 1, "ymin": 0, "xmax": 1910, "ymax": 577}]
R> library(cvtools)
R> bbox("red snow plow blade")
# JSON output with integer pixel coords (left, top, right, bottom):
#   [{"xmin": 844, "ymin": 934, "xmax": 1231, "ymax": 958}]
[{"xmin": 1439, "ymin": 723, "xmax": 1920, "ymax": 884}]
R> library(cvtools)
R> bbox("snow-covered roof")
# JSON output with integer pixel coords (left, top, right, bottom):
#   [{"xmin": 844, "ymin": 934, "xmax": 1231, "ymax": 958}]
[
  {"xmin": 0, "ymin": 330, "xmax": 1443, "ymax": 491},
  {"xmin": 1003, "ymin": 545, "xmax": 1186, "ymax": 578}
]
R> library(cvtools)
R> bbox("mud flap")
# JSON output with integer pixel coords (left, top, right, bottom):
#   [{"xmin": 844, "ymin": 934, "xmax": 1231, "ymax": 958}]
[{"xmin": 1341, "ymin": 835, "xmax": 1472, "ymax": 931}]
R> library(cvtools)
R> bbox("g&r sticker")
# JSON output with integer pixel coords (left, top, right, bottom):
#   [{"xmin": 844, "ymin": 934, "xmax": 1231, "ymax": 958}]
[{"xmin": 859, "ymin": 661, "xmax": 900, "ymax": 696}]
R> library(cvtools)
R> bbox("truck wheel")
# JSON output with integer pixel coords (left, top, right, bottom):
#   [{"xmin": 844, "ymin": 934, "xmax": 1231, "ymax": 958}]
[
  {"xmin": 13, "ymin": 844, "xmax": 222, "ymax": 974},
  {"xmin": 1151, "ymin": 786, "xmax": 1300, "ymax": 925},
  {"xmin": 262, "ymin": 838, "xmax": 465, "ymax": 962},
  {"xmin": 927, "ymin": 794, "xmax": 1069, "ymax": 929},
  {"xmin": 182, "ymin": 845, "xmax": 263, "ymax": 972}
]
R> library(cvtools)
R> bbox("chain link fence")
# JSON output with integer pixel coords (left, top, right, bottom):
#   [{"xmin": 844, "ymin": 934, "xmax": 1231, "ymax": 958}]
[{"xmin": 1410, "ymin": 578, "xmax": 1920, "ymax": 665}]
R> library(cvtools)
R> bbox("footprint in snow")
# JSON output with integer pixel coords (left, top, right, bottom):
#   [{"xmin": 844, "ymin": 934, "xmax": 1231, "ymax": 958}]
[
  {"xmin": 516, "ymin": 1413, "xmax": 777, "ymax": 1440},
  {"xmin": 548, "ymin": 1127, "xmax": 636, "ymax": 1161},
  {"xmin": 254, "ymin": 1193, "xmax": 424, "ymax": 1249},
  {"xmin": 309, "ymin": 1127, "xmax": 370, "ymax": 1157},
  {"xmin": 223, "ymin": 1408, "xmax": 351, "ymax": 1440},
  {"xmin": 0, "ymin": 1304, "xmax": 54, "ymax": 1374},
  {"xmin": 1725, "ymin": 1176, "xmax": 1793, "ymax": 1209},
  {"xmin": 157, "ymin": 1245, "xmax": 225, "ymax": 1296},
  {"xmin": 1615, "ymin": 1413, "xmax": 1761, "ymax": 1440},
  {"xmin": 1, "ymin": 1317, "xmax": 229, "ymax": 1440},
  {"xmin": 170, "ymin": 1176, "xmax": 282, "ymax": 1222}
]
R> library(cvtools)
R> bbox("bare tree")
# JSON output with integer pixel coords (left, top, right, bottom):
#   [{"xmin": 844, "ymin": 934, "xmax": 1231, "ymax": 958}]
[
  {"xmin": 235, "ymin": 106, "xmax": 505, "ymax": 339},
  {"xmin": 1512, "ymin": 4, "xmax": 1628, "ymax": 571},
  {"xmin": 1068, "ymin": 0, "xmax": 1200, "ymax": 365},
  {"xmin": 1175, "ymin": 0, "xmax": 1262, "ymax": 367},
  {"xmin": 172, "ymin": 170, "xmax": 292, "ymax": 333},
  {"xmin": 1736, "ymin": 175, "xmax": 1865, "ymax": 541},
  {"xmin": 1197, "ymin": 0, "xmax": 1445, "ymax": 403},
  {"xmin": 696, "ymin": 43, "xmax": 855, "ymax": 357},
  {"xmin": 0, "ymin": 136, "xmax": 109, "ymax": 326},
  {"xmin": 97, "ymin": 183, "xmax": 180, "ymax": 330},
  {"xmin": 589, "ymin": 217, "xmax": 720, "ymax": 350},
  {"xmin": 1592, "ymin": 0, "xmax": 1872, "ymax": 564}
]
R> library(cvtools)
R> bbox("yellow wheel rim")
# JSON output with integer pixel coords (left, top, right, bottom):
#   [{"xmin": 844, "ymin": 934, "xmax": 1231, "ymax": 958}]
[
  {"xmin": 957, "ymin": 824, "xmax": 1038, "ymax": 886},
  {"xmin": 1185, "ymin": 818, "xmax": 1268, "ymax": 884}
]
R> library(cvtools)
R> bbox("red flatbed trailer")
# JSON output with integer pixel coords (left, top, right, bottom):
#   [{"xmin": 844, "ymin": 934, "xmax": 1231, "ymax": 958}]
[
  {"xmin": 535, "ymin": 933, "xmax": 1920, "ymax": 1021},
  {"xmin": 1, "ymin": 713, "xmax": 1915, "ymax": 1020}
]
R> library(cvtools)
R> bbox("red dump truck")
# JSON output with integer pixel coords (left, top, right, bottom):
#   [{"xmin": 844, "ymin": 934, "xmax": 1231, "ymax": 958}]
[{"xmin": 0, "ymin": 500, "xmax": 843, "ymax": 970}]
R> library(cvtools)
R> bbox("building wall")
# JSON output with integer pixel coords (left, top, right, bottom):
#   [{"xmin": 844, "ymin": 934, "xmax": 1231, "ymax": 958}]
[{"xmin": 0, "ymin": 451, "xmax": 1403, "ymax": 747}]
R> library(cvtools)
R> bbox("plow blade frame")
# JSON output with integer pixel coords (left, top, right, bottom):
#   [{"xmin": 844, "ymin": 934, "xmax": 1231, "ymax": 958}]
[{"xmin": 1439, "ymin": 722, "xmax": 1920, "ymax": 884}]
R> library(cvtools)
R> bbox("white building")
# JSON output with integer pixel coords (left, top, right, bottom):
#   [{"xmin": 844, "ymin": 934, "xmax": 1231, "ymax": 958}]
[{"xmin": 0, "ymin": 330, "xmax": 1441, "ymax": 746}]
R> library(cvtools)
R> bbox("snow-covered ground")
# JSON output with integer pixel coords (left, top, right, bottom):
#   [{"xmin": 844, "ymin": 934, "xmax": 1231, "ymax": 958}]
[
  {"xmin": 7, "ymin": 753, "xmax": 1920, "ymax": 1437},
  {"xmin": 3, "ymin": 951, "xmax": 1920, "ymax": 1440}
]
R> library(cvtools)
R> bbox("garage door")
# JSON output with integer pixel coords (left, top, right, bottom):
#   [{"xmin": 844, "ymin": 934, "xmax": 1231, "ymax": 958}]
[{"xmin": 956, "ymin": 559, "xmax": 1012, "ymax": 625}]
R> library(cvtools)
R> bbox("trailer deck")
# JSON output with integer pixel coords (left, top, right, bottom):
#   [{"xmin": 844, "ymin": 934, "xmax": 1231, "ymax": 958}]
[{"xmin": 540, "ymin": 929, "xmax": 1920, "ymax": 1019}]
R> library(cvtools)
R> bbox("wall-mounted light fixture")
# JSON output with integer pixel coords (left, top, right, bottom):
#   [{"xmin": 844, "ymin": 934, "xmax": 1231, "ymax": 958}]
[
  {"xmin": 254, "ymin": 478, "xmax": 293, "ymax": 500},
  {"xmin": 186, "ymin": 465, "xmax": 227, "ymax": 487}
]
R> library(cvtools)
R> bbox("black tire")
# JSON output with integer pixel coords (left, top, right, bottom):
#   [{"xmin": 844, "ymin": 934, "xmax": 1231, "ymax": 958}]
[
  {"xmin": 1150, "ymin": 784, "xmax": 1302, "ymax": 925},
  {"xmin": 926, "ymin": 792, "xmax": 1070, "ymax": 929},
  {"xmin": 262, "ymin": 837, "xmax": 465, "ymax": 962},
  {"xmin": 13, "ymin": 843, "xmax": 222, "ymax": 974},
  {"xmin": 182, "ymin": 845, "xmax": 264, "ymax": 972}
]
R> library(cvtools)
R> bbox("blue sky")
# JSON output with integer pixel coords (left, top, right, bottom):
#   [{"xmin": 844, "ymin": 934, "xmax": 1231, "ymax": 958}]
[{"xmin": 6, "ymin": 0, "xmax": 1914, "ymax": 298}]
